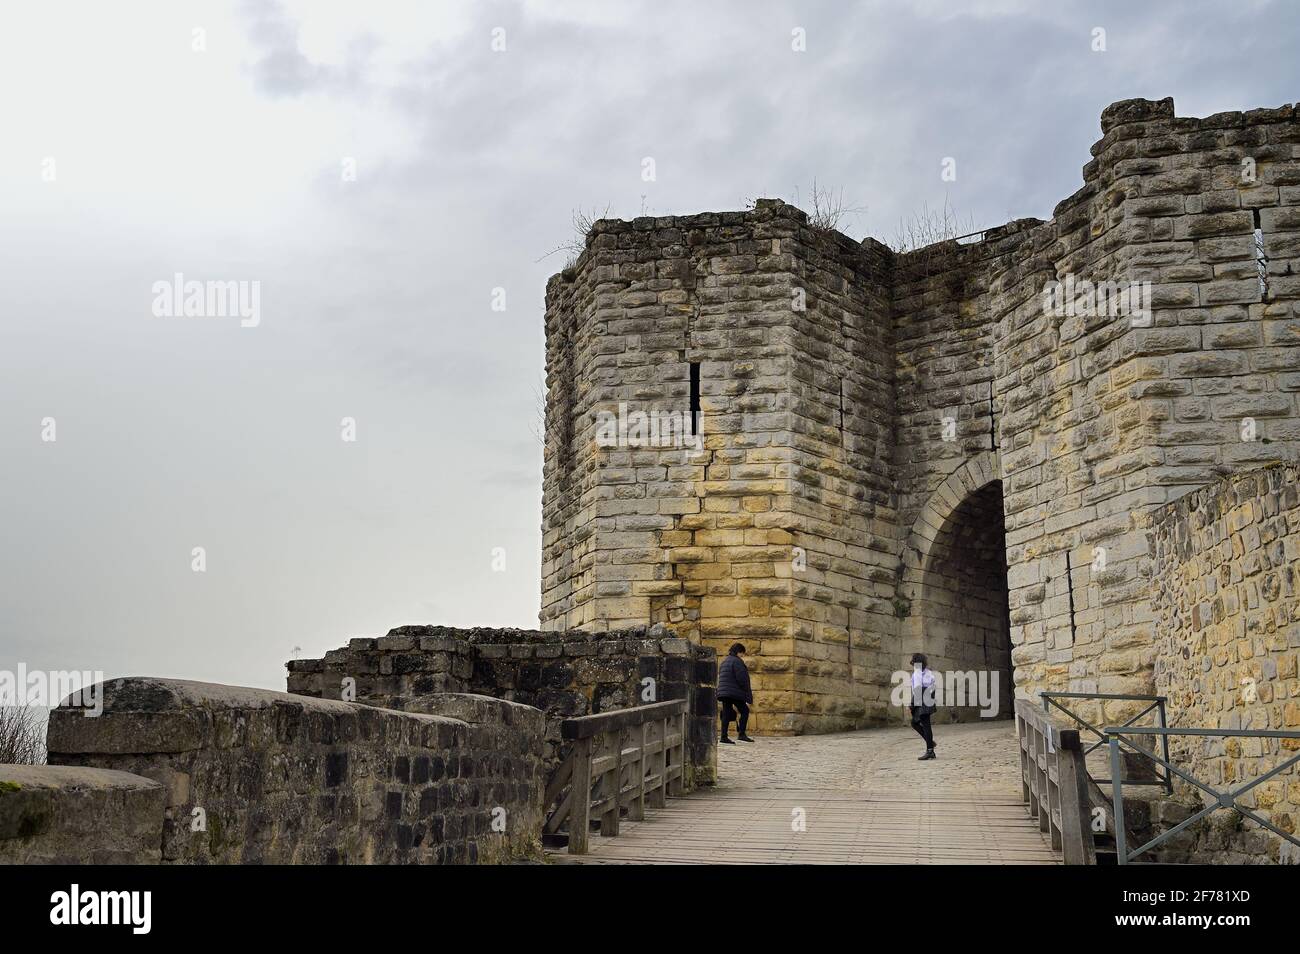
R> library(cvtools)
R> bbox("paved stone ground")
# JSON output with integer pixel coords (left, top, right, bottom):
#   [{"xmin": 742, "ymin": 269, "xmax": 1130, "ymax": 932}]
[
  {"xmin": 714, "ymin": 718, "xmax": 1025, "ymax": 794},
  {"xmin": 549, "ymin": 718, "xmax": 1059, "ymax": 864}
]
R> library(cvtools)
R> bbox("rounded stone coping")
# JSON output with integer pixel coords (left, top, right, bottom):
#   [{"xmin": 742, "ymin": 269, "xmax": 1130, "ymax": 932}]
[
  {"xmin": 0, "ymin": 764, "xmax": 161, "ymax": 794},
  {"xmin": 55, "ymin": 677, "xmax": 467, "ymax": 727}
]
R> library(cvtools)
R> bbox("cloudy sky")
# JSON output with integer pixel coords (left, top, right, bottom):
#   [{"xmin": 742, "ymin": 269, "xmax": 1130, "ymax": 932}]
[{"xmin": 2, "ymin": 0, "xmax": 1297, "ymax": 694}]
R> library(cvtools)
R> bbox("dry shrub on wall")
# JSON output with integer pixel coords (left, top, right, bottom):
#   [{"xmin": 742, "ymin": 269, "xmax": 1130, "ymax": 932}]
[{"xmin": 0, "ymin": 706, "xmax": 46, "ymax": 764}]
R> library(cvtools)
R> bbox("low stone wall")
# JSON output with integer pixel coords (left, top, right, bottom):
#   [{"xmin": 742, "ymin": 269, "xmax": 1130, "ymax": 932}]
[
  {"xmin": 42, "ymin": 678, "xmax": 544, "ymax": 865},
  {"xmin": 1149, "ymin": 464, "xmax": 1300, "ymax": 863},
  {"xmin": 287, "ymin": 623, "xmax": 719, "ymax": 787},
  {"xmin": 0, "ymin": 765, "xmax": 164, "ymax": 864}
]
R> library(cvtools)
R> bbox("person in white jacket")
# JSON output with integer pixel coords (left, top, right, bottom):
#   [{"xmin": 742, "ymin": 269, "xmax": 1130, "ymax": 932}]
[{"xmin": 909, "ymin": 653, "xmax": 938, "ymax": 760}]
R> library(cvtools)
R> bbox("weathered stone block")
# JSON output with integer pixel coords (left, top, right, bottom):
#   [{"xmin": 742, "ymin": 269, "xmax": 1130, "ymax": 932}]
[{"xmin": 0, "ymin": 765, "xmax": 164, "ymax": 864}]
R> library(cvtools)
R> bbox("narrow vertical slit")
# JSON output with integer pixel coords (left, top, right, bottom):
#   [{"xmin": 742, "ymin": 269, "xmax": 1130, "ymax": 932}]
[
  {"xmin": 838, "ymin": 379, "xmax": 846, "ymax": 445},
  {"xmin": 688, "ymin": 361, "xmax": 701, "ymax": 436},
  {"xmin": 988, "ymin": 384, "xmax": 998, "ymax": 451},
  {"xmin": 1253, "ymin": 208, "xmax": 1270, "ymax": 301},
  {"xmin": 1065, "ymin": 551, "xmax": 1077, "ymax": 646}
]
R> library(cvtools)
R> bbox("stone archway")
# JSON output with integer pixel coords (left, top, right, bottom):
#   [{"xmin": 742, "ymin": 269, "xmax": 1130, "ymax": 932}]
[{"xmin": 897, "ymin": 452, "xmax": 1014, "ymax": 722}]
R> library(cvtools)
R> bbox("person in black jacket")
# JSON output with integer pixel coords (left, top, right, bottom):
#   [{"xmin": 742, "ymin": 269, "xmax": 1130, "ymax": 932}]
[{"xmin": 717, "ymin": 642, "xmax": 754, "ymax": 743}]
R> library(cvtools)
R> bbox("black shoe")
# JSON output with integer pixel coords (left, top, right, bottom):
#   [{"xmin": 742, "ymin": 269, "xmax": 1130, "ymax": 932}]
[
  {"xmin": 918, "ymin": 749, "xmax": 936, "ymax": 761},
  {"xmin": 737, "ymin": 734, "xmax": 754, "ymax": 742},
  {"xmin": 720, "ymin": 736, "xmax": 735, "ymax": 744}
]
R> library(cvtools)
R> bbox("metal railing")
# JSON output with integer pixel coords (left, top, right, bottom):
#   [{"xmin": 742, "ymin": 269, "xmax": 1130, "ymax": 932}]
[
  {"xmin": 1106, "ymin": 725, "xmax": 1300, "ymax": 865},
  {"xmin": 1041, "ymin": 691, "xmax": 1172, "ymax": 794}
]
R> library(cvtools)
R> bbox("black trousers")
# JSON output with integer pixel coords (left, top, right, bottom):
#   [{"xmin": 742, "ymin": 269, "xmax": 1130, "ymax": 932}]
[
  {"xmin": 720, "ymin": 697, "xmax": 749, "ymax": 736},
  {"xmin": 911, "ymin": 708, "xmax": 935, "ymax": 748}
]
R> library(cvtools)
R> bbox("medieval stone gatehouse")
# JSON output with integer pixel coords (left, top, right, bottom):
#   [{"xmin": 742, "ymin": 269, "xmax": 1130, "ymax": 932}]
[{"xmin": 540, "ymin": 97, "xmax": 1300, "ymax": 734}]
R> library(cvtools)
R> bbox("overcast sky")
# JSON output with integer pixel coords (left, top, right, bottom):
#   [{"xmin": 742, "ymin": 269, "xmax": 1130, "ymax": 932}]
[{"xmin": 2, "ymin": 0, "xmax": 1297, "ymax": 694}]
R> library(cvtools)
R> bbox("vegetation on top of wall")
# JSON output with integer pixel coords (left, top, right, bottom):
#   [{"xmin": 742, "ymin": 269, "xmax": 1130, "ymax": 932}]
[{"xmin": 0, "ymin": 707, "xmax": 45, "ymax": 765}]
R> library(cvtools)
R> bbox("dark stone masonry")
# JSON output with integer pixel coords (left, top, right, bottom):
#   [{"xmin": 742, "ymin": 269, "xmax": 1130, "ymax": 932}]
[
  {"xmin": 286, "ymin": 623, "xmax": 719, "ymax": 787},
  {"xmin": 12, "ymin": 678, "xmax": 545, "ymax": 865}
]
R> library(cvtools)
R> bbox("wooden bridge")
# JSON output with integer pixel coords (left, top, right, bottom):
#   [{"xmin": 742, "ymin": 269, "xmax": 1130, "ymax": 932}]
[
  {"xmin": 545, "ymin": 704, "xmax": 1059, "ymax": 865},
  {"xmin": 543, "ymin": 694, "xmax": 1300, "ymax": 865}
]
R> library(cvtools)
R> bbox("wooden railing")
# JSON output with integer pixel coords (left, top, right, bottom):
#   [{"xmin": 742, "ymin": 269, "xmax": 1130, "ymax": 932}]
[
  {"xmin": 544, "ymin": 699, "xmax": 688, "ymax": 854},
  {"xmin": 1014, "ymin": 698, "xmax": 1095, "ymax": 865}
]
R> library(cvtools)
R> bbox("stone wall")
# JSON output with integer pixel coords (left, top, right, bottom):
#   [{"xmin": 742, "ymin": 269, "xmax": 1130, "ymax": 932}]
[
  {"xmin": 0, "ymin": 765, "xmax": 164, "ymax": 864},
  {"xmin": 979, "ymin": 98, "xmax": 1300, "ymax": 712},
  {"xmin": 41, "ymin": 678, "xmax": 544, "ymax": 865},
  {"xmin": 785, "ymin": 233, "xmax": 898, "ymax": 731},
  {"xmin": 287, "ymin": 623, "xmax": 718, "ymax": 787},
  {"xmin": 540, "ymin": 205, "xmax": 813, "ymax": 732},
  {"xmin": 541, "ymin": 96, "xmax": 1300, "ymax": 733},
  {"xmin": 1149, "ymin": 464, "xmax": 1300, "ymax": 863}
]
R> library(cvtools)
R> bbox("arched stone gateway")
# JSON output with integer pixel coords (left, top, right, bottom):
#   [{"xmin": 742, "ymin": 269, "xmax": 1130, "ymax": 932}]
[{"xmin": 898, "ymin": 452, "xmax": 1014, "ymax": 723}]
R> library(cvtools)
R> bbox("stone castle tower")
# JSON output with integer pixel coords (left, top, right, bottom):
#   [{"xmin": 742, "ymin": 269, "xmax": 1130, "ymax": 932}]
[{"xmin": 539, "ymin": 97, "xmax": 1300, "ymax": 734}]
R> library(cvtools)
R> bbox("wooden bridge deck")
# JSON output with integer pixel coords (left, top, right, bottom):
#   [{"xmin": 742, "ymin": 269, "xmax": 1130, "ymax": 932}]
[{"xmin": 548, "ymin": 721, "xmax": 1058, "ymax": 865}]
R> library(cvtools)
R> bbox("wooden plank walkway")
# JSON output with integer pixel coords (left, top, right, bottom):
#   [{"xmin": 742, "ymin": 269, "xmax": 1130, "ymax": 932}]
[{"xmin": 548, "ymin": 720, "xmax": 1058, "ymax": 865}]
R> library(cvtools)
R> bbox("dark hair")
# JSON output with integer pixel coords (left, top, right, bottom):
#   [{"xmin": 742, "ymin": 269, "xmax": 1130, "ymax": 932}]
[
  {"xmin": 910, "ymin": 653, "xmax": 928, "ymax": 668},
  {"xmin": 729, "ymin": 643, "xmax": 746, "ymax": 656}
]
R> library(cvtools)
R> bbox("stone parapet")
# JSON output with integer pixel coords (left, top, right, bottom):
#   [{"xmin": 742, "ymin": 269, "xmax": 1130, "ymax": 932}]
[{"xmin": 43, "ymin": 678, "xmax": 544, "ymax": 864}]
